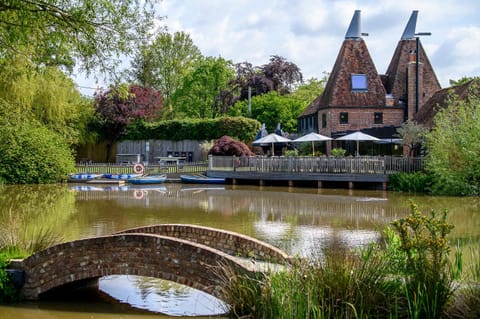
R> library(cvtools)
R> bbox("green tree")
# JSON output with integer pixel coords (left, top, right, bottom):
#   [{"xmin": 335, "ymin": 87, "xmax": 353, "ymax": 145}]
[
  {"xmin": 0, "ymin": 57, "xmax": 95, "ymax": 145},
  {"xmin": 290, "ymin": 76, "xmax": 328, "ymax": 107},
  {"xmin": 397, "ymin": 120, "xmax": 427, "ymax": 157},
  {"xmin": 0, "ymin": 0, "xmax": 157, "ymax": 73},
  {"xmin": 173, "ymin": 56, "xmax": 235, "ymax": 119},
  {"xmin": 228, "ymin": 91, "xmax": 304, "ymax": 133},
  {"xmin": 425, "ymin": 81, "xmax": 480, "ymax": 195},
  {"xmin": 129, "ymin": 31, "xmax": 202, "ymax": 118},
  {"xmin": 449, "ymin": 76, "xmax": 474, "ymax": 86},
  {"xmin": 227, "ymin": 56, "xmax": 304, "ymax": 104},
  {"xmin": 94, "ymin": 83, "xmax": 162, "ymax": 160}
]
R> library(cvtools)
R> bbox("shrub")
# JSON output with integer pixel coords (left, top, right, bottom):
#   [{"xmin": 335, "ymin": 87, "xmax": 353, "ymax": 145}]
[
  {"xmin": 0, "ymin": 123, "xmax": 75, "ymax": 184},
  {"xmin": 391, "ymin": 202, "xmax": 455, "ymax": 318},
  {"xmin": 388, "ymin": 172, "xmax": 433, "ymax": 193},
  {"xmin": 284, "ymin": 149, "xmax": 299, "ymax": 157},
  {"xmin": 331, "ymin": 147, "xmax": 346, "ymax": 158},
  {"xmin": 126, "ymin": 116, "xmax": 260, "ymax": 142},
  {"xmin": 0, "ymin": 254, "xmax": 18, "ymax": 303}
]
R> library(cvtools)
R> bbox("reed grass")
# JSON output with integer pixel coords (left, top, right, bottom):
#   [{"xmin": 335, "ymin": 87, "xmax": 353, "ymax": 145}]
[
  {"xmin": 217, "ymin": 203, "xmax": 480, "ymax": 318},
  {"xmin": 0, "ymin": 207, "xmax": 62, "ymax": 258}
]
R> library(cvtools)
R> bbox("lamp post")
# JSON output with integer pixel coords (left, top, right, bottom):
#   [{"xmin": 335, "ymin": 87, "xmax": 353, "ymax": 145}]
[{"xmin": 414, "ymin": 32, "xmax": 431, "ymax": 113}]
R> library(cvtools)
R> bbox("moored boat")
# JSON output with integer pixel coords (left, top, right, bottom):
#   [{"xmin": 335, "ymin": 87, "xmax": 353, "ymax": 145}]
[
  {"xmin": 104, "ymin": 173, "xmax": 143, "ymax": 180},
  {"xmin": 180, "ymin": 174, "xmax": 225, "ymax": 184},
  {"xmin": 69, "ymin": 173, "xmax": 103, "ymax": 181},
  {"xmin": 128, "ymin": 174, "xmax": 167, "ymax": 185}
]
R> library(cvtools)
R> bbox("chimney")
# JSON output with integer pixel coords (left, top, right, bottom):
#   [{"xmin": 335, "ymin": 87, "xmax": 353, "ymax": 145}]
[{"xmin": 407, "ymin": 55, "xmax": 424, "ymax": 120}]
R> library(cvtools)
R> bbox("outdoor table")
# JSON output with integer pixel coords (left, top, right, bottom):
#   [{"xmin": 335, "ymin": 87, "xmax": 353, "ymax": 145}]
[{"xmin": 155, "ymin": 156, "xmax": 186, "ymax": 169}]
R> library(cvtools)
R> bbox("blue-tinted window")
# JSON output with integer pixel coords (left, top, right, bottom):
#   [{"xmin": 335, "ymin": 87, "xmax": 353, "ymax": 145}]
[{"xmin": 351, "ymin": 74, "xmax": 368, "ymax": 91}]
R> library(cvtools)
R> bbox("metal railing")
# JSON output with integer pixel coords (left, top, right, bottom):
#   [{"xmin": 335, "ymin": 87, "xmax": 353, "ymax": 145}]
[{"xmin": 208, "ymin": 156, "xmax": 424, "ymax": 175}]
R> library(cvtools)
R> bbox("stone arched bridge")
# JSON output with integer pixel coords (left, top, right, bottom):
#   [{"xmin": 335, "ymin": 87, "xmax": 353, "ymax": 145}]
[{"xmin": 8, "ymin": 224, "xmax": 290, "ymax": 301}]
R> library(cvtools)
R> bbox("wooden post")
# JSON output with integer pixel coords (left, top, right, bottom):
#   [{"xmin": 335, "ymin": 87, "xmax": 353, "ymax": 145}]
[
  {"xmin": 317, "ymin": 180, "xmax": 323, "ymax": 188},
  {"xmin": 348, "ymin": 181, "xmax": 354, "ymax": 189}
]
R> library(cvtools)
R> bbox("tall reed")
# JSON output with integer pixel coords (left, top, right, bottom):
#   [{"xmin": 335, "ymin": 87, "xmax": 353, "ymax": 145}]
[{"xmin": 217, "ymin": 202, "xmax": 470, "ymax": 318}]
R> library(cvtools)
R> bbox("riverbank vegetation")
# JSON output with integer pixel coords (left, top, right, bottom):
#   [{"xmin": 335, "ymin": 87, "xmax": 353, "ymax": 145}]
[
  {"xmin": 391, "ymin": 79, "xmax": 480, "ymax": 196},
  {"xmin": 218, "ymin": 202, "xmax": 480, "ymax": 318}
]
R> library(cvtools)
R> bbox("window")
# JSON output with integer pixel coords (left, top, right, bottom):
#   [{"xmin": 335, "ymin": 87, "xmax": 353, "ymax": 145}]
[
  {"xmin": 374, "ymin": 112, "xmax": 383, "ymax": 124},
  {"xmin": 322, "ymin": 113, "xmax": 327, "ymax": 128},
  {"xmin": 340, "ymin": 112, "xmax": 348, "ymax": 124},
  {"xmin": 351, "ymin": 74, "xmax": 368, "ymax": 91}
]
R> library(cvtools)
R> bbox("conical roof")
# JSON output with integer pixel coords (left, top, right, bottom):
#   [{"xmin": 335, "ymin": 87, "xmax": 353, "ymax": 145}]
[
  {"xmin": 301, "ymin": 10, "xmax": 386, "ymax": 116},
  {"xmin": 384, "ymin": 11, "xmax": 441, "ymax": 105}
]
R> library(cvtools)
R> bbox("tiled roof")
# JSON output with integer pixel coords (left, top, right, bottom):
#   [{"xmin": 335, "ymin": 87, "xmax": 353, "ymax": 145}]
[
  {"xmin": 385, "ymin": 39, "xmax": 441, "ymax": 106},
  {"xmin": 414, "ymin": 79, "xmax": 480, "ymax": 128},
  {"xmin": 300, "ymin": 37, "xmax": 386, "ymax": 117}
]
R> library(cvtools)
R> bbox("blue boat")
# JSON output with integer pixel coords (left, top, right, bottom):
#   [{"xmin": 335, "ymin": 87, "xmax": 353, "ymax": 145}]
[
  {"xmin": 180, "ymin": 174, "xmax": 225, "ymax": 184},
  {"xmin": 104, "ymin": 173, "xmax": 143, "ymax": 180},
  {"xmin": 128, "ymin": 174, "xmax": 167, "ymax": 185},
  {"xmin": 69, "ymin": 185, "xmax": 104, "ymax": 191},
  {"xmin": 69, "ymin": 173, "xmax": 103, "ymax": 181}
]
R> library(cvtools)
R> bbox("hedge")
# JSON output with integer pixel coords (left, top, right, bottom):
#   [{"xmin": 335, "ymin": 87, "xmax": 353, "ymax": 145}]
[{"xmin": 125, "ymin": 116, "xmax": 261, "ymax": 142}]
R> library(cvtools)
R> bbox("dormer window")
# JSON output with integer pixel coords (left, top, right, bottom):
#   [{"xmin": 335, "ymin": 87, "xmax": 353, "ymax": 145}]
[{"xmin": 351, "ymin": 74, "xmax": 368, "ymax": 91}]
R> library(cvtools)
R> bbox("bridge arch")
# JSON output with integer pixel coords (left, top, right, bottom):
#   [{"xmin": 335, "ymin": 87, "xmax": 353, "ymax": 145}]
[
  {"xmin": 118, "ymin": 224, "xmax": 290, "ymax": 264},
  {"xmin": 13, "ymin": 233, "xmax": 256, "ymax": 301}
]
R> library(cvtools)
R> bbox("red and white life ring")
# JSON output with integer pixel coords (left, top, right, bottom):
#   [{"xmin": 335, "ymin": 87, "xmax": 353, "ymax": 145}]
[
  {"xmin": 133, "ymin": 163, "xmax": 144, "ymax": 174},
  {"xmin": 133, "ymin": 190, "xmax": 145, "ymax": 200}
]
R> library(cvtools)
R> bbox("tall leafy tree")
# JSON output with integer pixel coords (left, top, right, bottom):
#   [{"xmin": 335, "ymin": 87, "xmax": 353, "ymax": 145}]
[
  {"xmin": 0, "ymin": 0, "xmax": 157, "ymax": 74},
  {"xmin": 449, "ymin": 76, "xmax": 474, "ymax": 86},
  {"xmin": 228, "ymin": 91, "xmax": 304, "ymax": 133},
  {"xmin": 227, "ymin": 56, "xmax": 304, "ymax": 106},
  {"xmin": 425, "ymin": 80, "xmax": 480, "ymax": 195},
  {"xmin": 94, "ymin": 84, "xmax": 162, "ymax": 160},
  {"xmin": 0, "ymin": 56, "xmax": 94, "ymax": 144},
  {"xmin": 291, "ymin": 76, "xmax": 328, "ymax": 107},
  {"xmin": 260, "ymin": 55, "xmax": 303, "ymax": 94},
  {"xmin": 172, "ymin": 56, "xmax": 235, "ymax": 119},
  {"xmin": 129, "ymin": 31, "xmax": 202, "ymax": 117}
]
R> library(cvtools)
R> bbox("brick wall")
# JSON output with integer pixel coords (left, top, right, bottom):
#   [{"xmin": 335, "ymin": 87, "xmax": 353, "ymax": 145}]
[
  {"xmin": 318, "ymin": 107, "xmax": 405, "ymax": 136},
  {"xmin": 118, "ymin": 224, "xmax": 290, "ymax": 264}
]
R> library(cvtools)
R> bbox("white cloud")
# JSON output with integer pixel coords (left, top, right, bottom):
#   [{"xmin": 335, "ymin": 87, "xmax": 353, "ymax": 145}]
[{"xmin": 75, "ymin": 0, "xmax": 480, "ymax": 95}]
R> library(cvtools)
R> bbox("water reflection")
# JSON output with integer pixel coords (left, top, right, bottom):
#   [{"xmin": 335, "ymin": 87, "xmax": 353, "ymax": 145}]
[
  {"xmin": 99, "ymin": 275, "xmax": 226, "ymax": 316},
  {"xmin": 1, "ymin": 183, "xmax": 479, "ymax": 318}
]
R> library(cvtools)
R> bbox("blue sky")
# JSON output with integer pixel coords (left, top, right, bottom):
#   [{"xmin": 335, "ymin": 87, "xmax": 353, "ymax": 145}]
[{"xmin": 75, "ymin": 0, "xmax": 480, "ymax": 95}]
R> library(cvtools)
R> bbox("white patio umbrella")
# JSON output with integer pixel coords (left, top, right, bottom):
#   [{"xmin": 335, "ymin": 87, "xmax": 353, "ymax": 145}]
[
  {"xmin": 336, "ymin": 131, "xmax": 380, "ymax": 156},
  {"xmin": 253, "ymin": 133, "xmax": 291, "ymax": 155},
  {"xmin": 293, "ymin": 132, "xmax": 332, "ymax": 156}
]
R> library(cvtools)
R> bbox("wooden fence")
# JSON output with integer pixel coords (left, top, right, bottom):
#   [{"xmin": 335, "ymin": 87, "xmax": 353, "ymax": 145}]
[
  {"xmin": 75, "ymin": 161, "xmax": 208, "ymax": 175},
  {"xmin": 208, "ymin": 156, "xmax": 424, "ymax": 175},
  {"xmin": 74, "ymin": 156, "xmax": 423, "ymax": 176}
]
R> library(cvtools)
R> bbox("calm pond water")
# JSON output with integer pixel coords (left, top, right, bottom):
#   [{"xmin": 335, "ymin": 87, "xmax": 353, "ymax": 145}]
[{"xmin": 0, "ymin": 183, "xmax": 479, "ymax": 318}]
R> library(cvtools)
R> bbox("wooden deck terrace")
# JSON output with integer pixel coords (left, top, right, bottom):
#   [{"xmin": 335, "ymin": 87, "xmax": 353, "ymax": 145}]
[{"xmin": 207, "ymin": 156, "xmax": 424, "ymax": 190}]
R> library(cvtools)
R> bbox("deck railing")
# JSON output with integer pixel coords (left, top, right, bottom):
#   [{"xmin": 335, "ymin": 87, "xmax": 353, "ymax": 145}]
[
  {"xmin": 74, "ymin": 161, "xmax": 208, "ymax": 175},
  {"xmin": 208, "ymin": 156, "xmax": 424, "ymax": 175}
]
